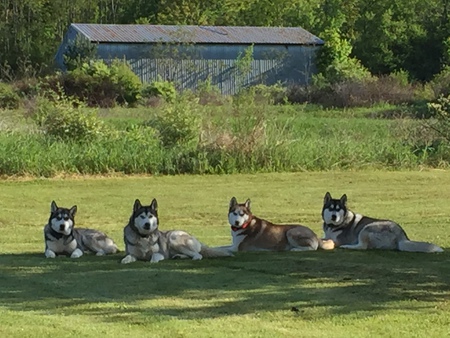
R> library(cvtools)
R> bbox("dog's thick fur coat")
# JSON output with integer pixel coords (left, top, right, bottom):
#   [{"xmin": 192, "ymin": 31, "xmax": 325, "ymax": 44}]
[
  {"xmin": 121, "ymin": 198, "xmax": 233, "ymax": 264},
  {"xmin": 322, "ymin": 192, "xmax": 443, "ymax": 253},
  {"xmin": 44, "ymin": 201, "xmax": 119, "ymax": 258},
  {"xmin": 222, "ymin": 197, "xmax": 335, "ymax": 252}
]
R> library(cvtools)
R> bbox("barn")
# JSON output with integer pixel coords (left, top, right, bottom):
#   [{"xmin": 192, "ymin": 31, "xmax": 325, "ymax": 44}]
[{"xmin": 55, "ymin": 24, "xmax": 324, "ymax": 95}]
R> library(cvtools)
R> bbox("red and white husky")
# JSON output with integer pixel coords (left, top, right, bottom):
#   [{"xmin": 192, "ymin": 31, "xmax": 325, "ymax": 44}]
[{"xmin": 222, "ymin": 197, "xmax": 335, "ymax": 252}]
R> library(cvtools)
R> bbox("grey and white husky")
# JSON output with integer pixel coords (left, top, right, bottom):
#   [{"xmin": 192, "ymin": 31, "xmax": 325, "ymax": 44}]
[
  {"xmin": 44, "ymin": 201, "xmax": 119, "ymax": 258},
  {"xmin": 121, "ymin": 198, "xmax": 233, "ymax": 264},
  {"xmin": 222, "ymin": 197, "xmax": 335, "ymax": 252},
  {"xmin": 322, "ymin": 192, "xmax": 443, "ymax": 253}
]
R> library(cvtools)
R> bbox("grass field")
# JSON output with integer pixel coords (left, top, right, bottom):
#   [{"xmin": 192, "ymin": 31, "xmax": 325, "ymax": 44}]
[{"xmin": 0, "ymin": 171, "xmax": 449, "ymax": 337}]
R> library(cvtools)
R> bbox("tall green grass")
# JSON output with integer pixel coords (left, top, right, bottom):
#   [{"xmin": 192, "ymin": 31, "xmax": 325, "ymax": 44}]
[{"xmin": 0, "ymin": 101, "xmax": 448, "ymax": 177}]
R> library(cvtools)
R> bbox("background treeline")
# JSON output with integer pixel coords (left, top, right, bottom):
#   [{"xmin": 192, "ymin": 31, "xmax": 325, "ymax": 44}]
[{"xmin": 0, "ymin": 0, "xmax": 449, "ymax": 81}]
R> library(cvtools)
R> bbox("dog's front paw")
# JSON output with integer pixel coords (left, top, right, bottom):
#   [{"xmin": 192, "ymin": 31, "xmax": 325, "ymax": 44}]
[
  {"xmin": 70, "ymin": 248, "xmax": 83, "ymax": 258},
  {"xmin": 150, "ymin": 253, "xmax": 165, "ymax": 263},
  {"xmin": 45, "ymin": 249, "xmax": 56, "ymax": 258},
  {"xmin": 95, "ymin": 250, "xmax": 105, "ymax": 256},
  {"xmin": 192, "ymin": 253, "xmax": 203, "ymax": 260},
  {"xmin": 121, "ymin": 255, "xmax": 137, "ymax": 264}
]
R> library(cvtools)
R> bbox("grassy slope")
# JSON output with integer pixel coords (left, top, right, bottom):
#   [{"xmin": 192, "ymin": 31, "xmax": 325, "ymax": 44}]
[{"xmin": 0, "ymin": 171, "xmax": 449, "ymax": 337}]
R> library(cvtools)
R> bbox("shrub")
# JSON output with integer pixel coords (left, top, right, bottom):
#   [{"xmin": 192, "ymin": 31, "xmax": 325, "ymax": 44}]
[
  {"xmin": 63, "ymin": 35, "xmax": 98, "ymax": 71},
  {"xmin": 0, "ymin": 82, "xmax": 20, "ymax": 109},
  {"xmin": 146, "ymin": 96, "xmax": 201, "ymax": 148},
  {"xmin": 31, "ymin": 93, "xmax": 105, "ymax": 142},
  {"xmin": 427, "ymin": 95, "xmax": 450, "ymax": 143},
  {"xmin": 195, "ymin": 78, "xmax": 229, "ymax": 105},
  {"xmin": 142, "ymin": 77, "xmax": 176, "ymax": 103},
  {"xmin": 242, "ymin": 83, "xmax": 287, "ymax": 105},
  {"xmin": 429, "ymin": 66, "xmax": 450, "ymax": 97},
  {"xmin": 316, "ymin": 29, "xmax": 372, "ymax": 84},
  {"xmin": 109, "ymin": 59, "xmax": 142, "ymax": 105},
  {"xmin": 286, "ymin": 74, "xmax": 417, "ymax": 108},
  {"xmin": 13, "ymin": 77, "xmax": 41, "ymax": 98},
  {"xmin": 62, "ymin": 59, "xmax": 142, "ymax": 107}
]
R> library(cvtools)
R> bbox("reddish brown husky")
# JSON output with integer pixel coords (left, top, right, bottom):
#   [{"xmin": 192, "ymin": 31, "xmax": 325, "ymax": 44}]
[{"xmin": 222, "ymin": 197, "xmax": 335, "ymax": 252}]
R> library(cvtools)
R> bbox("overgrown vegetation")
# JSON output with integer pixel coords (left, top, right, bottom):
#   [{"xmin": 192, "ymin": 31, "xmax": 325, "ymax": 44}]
[
  {"xmin": 0, "ymin": 36, "xmax": 449, "ymax": 177},
  {"xmin": 0, "ymin": 82, "xmax": 449, "ymax": 177}
]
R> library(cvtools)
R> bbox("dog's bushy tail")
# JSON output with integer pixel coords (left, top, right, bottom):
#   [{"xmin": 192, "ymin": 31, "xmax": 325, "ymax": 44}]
[
  {"xmin": 200, "ymin": 245, "xmax": 234, "ymax": 258},
  {"xmin": 398, "ymin": 240, "xmax": 443, "ymax": 253},
  {"xmin": 102, "ymin": 238, "xmax": 120, "ymax": 254},
  {"xmin": 318, "ymin": 239, "xmax": 335, "ymax": 250}
]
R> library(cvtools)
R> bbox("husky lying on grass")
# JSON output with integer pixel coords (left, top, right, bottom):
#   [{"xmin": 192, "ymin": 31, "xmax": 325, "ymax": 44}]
[
  {"xmin": 121, "ymin": 198, "xmax": 233, "ymax": 264},
  {"xmin": 322, "ymin": 192, "xmax": 443, "ymax": 253},
  {"xmin": 44, "ymin": 201, "xmax": 119, "ymax": 258},
  {"xmin": 222, "ymin": 197, "xmax": 335, "ymax": 252}
]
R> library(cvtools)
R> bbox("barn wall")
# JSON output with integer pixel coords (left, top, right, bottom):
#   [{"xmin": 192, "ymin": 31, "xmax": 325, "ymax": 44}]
[{"xmin": 57, "ymin": 34, "xmax": 320, "ymax": 95}]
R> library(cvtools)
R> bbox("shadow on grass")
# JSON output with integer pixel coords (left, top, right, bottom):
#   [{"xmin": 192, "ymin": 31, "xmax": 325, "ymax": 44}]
[{"xmin": 0, "ymin": 249, "xmax": 449, "ymax": 321}]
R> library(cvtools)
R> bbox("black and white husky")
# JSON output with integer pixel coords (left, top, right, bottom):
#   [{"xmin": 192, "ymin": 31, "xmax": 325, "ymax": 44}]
[
  {"xmin": 121, "ymin": 198, "xmax": 233, "ymax": 264},
  {"xmin": 44, "ymin": 201, "xmax": 119, "ymax": 258},
  {"xmin": 322, "ymin": 192, "xmax": 443, "ymax": 253}
]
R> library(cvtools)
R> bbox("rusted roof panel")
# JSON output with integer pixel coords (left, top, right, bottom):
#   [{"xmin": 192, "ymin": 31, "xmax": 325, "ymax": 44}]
[{"xmin": 71, "ymin": 24, "xmax": 323, "ymax": 45}]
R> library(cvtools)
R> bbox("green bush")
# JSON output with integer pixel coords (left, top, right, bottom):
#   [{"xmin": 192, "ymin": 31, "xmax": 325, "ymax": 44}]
[
  {"xmin": 110, "ymin": 60, "xmax": 142, "ymax": 105},
  {"xmin": 64, "ymin": 59, "xmax": 142, "ymax": 107},
  {"xmin": 194, "ymin": 77, "xmax": 231, "ymax": 105},
  {"xmin": 429, "ymin": 66, "xmax": 450, "ymax": 97},
  {"xmin": 63, "ymin": 35, "xmax": 98, "ymax": 72},
  {"xmin": 0, "ymin": 82, "xmax": 20, "ymax": 109},
  {"xmin": 239, "ymin": 83, "xmax": 287, "ymax": 105},
  {"xmin": 427, "ymin": 95, "xmax": 450, "ymax": 143},
  {"xmin": 146, "ymin": 96, "xmax": 201, "ymax": 148},
  {"xmin": 32, "ymin": 93, "xmax": 105, "ymax": 141},
  {"xmin": 142, "ymin": 77, "xmax": 176, "ymax": 103},
  {"xmin": 316, "ymin": 29, "xmax": 372, "ymax": 84}
]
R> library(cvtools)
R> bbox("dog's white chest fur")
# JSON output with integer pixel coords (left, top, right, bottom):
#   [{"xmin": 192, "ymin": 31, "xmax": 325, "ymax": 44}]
[
  {"xmin": 231, "ymin": 229, "xmax": 247, "ymax": 250},
  {"xmin": 46, "ymin": 237, "xmax": 77, "ymax": 254},
  {"xmin": 324, "ymin": 228, "xmax": 342, "ymax": 243}
]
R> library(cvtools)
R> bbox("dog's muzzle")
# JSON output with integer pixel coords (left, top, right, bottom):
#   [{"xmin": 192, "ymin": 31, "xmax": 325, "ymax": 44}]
[{"xmin": 143, "ymin": 223, "xmax": 151, "ymax": 230}]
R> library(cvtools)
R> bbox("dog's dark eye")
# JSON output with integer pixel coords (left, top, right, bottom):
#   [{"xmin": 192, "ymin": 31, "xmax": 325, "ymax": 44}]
[
  {"xmin": 140, "ymin": 215, "xmax": 146, "ymax": 219},
  {"xmin": 239, "ymin": 213, "xmax": 245, "ymax": 217},
  {"xmin": 233, "ymin": 212, "xmax": 238, "ymax": 216},
  {"xmin": 56, "ymin": 216, "xmax": 62, "ymax": 221}
]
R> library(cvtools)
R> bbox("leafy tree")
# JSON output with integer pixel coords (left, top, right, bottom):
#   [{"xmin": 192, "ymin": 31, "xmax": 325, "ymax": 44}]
[{"xmin": 316, "ymin": 28, "xmax": 371, "ymax": 83}]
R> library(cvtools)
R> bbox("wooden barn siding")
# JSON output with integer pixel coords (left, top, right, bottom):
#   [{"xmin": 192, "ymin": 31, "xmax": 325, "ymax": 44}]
[{"xmin": 64, "ymin": 42, "xmax": 319, "ymax": 95}]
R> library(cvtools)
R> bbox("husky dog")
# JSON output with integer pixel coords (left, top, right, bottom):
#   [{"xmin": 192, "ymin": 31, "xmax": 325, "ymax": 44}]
[
  {"xmin": 222, "ymin": 197, "xmax": 335, "ymax": 252},
  {"xmin": 121, "ymin": 198, "xmax": 233, "ymax": 264},
  {"xmin": 322, "ymin": 192, "xmax": 443, "ymax": 253},
  {"xmin": 44, "ymin": 201, "xmax": 119, "ymax": 258}
]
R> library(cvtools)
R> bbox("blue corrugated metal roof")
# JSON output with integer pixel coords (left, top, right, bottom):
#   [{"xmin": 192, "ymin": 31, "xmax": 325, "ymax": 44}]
[{"xmin": 71, "ymin": 24, "xmax": 323, "ymax": 45}]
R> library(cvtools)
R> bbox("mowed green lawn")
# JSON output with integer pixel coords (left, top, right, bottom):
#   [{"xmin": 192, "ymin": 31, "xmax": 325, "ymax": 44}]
[{"xmin": 0, "ymin": 171, "xmax": 449, "ymax": 337}]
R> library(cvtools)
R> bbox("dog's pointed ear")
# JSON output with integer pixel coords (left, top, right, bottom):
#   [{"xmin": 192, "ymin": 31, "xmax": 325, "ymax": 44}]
[
  {"xmin": 50, "ymin": 201, "xmax": 58, "ymax": 213},
  {"xmin": 229, "ymin": 197, "xmax": 237, "ymax": 209},
  {"xmin": 150, "ymin": 198, "xmax": 158, "ymax": 211},
  {"xmin": 133, "ymin": 199, "xmax": 142, "ymax": 212},
  {"xmin": 340, "ymin": 194, "xmax": 347, "ymax": 206},
  {"xmin": 324, "ymin": 192, "xmax": 332, "ymax": 204},
  {"xmin": 69, "ymin": 205, "xmax": 77, "ymax": 216},
  {"xmin": 244, "ymin": 198, "xmax": 251, "ymax": 211}
]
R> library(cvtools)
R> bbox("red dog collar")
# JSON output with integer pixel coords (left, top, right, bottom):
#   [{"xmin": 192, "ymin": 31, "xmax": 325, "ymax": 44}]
[{"xmin": 231, "ymin": 219, "xmax": 251, "ymax": 232}]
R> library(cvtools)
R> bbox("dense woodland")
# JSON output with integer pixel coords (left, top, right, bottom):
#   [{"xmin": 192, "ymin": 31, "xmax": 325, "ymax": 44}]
[{"xmin": 0, "ymin": 0, "xmax": 449, "ymax": 81}]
